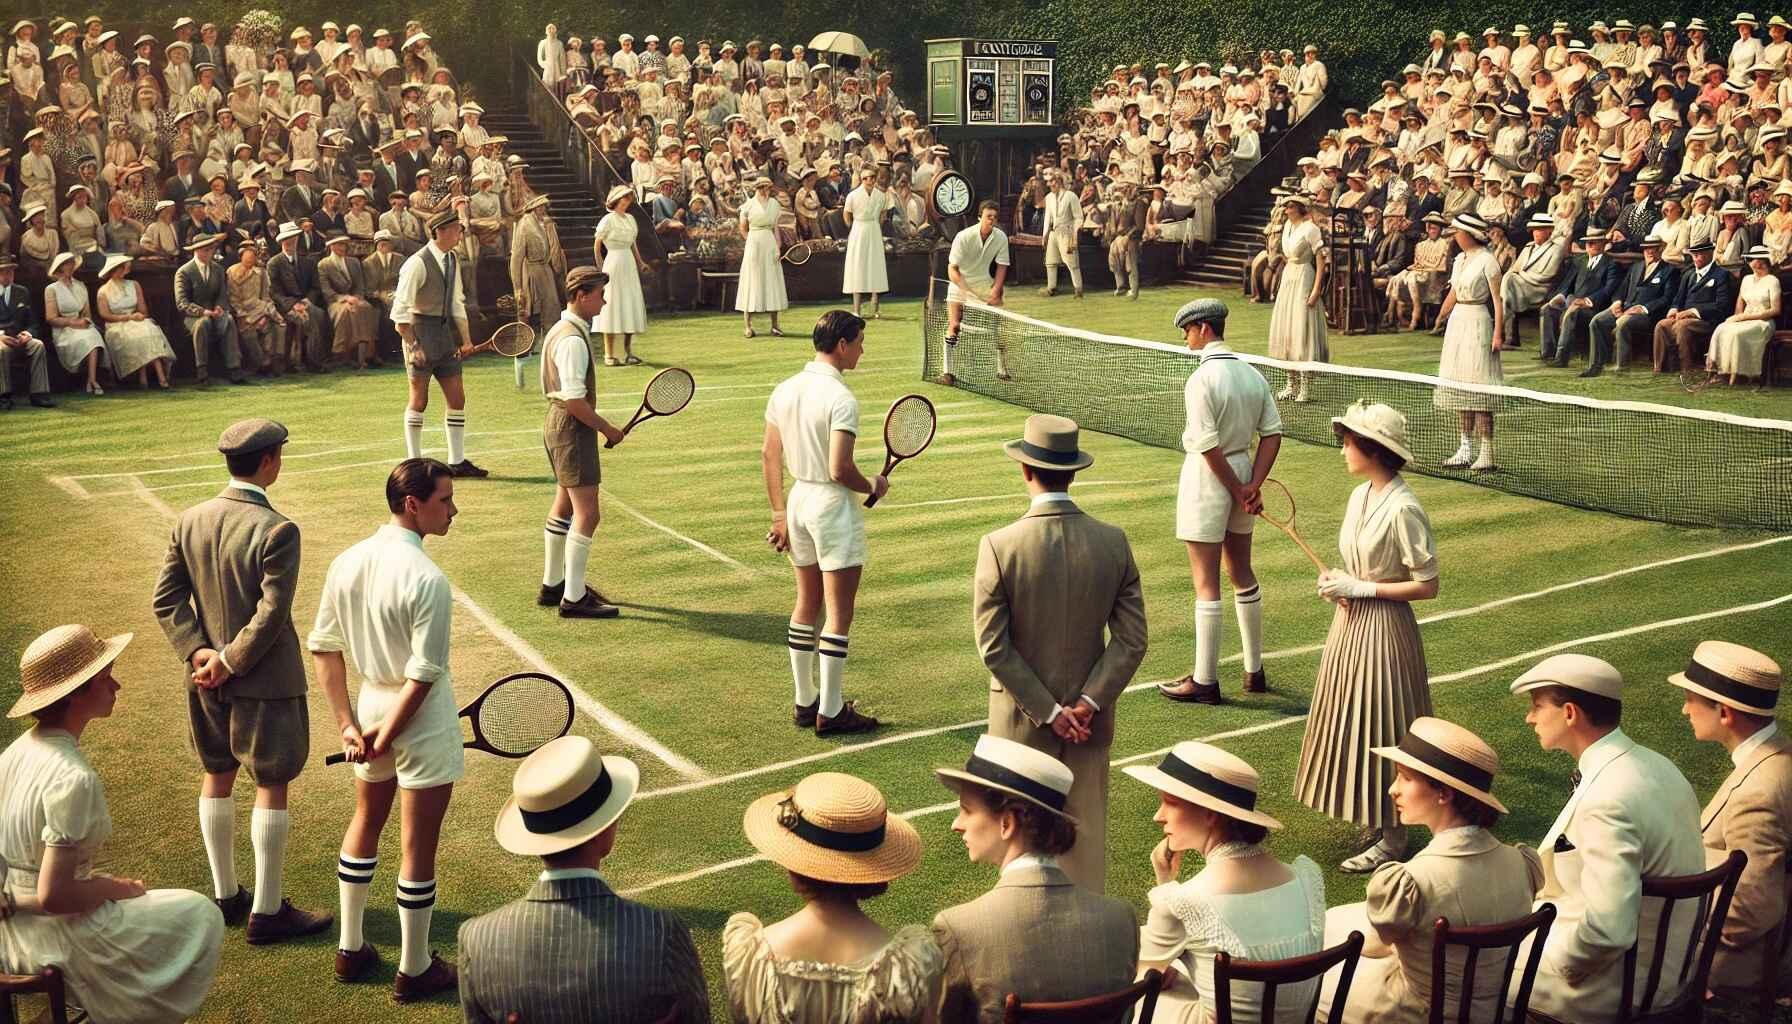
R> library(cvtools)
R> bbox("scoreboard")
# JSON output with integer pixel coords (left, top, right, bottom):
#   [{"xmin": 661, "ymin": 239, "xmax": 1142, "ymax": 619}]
[{"xmin": 925, "ymin": 38, "xmax": 1056, "ymax": 132}]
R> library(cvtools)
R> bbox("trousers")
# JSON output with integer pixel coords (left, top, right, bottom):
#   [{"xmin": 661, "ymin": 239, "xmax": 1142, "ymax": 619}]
[
  {"xmin": 0, "ymin": 337, "xmax": 50, "ymax": 394},
  {"xmin": 185, "ymin": 313, "xmax": 241, "ymax": 377},
  {"xmin": 1587, "ymin": 310, "xmax": 1655, "ymax": 369},
  {"xmin": 1044, "ymin": 233, "xmax": 1083, "ymax": 294},
  {"xmin": 1539, "ymin": 300, "xmax": 1595, "ymax": 362},
  {"xmin": 1651, "ymin": 317, "xmax": 1717, "ymax": 372}
]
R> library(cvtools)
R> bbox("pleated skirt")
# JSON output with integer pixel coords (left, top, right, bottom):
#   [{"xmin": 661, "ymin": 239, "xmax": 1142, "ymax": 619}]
[{"xmin": 1293, "ymin": 597, "xmax": 1431, "ymax": 829}]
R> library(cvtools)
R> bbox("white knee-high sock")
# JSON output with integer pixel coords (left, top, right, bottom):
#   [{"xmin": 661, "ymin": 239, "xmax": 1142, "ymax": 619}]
[
  {"xmin": 1234, "ymin": 585, "xmax": 1264, "ymax": 673},
  {"xmin": 941, "ymin": 337, "xmax": 956, "ymax": 376},
  {"xmin": 1067, "ymin": 259, "xmax": 1084, "ymax": 291},
  {"xmin": 250, "ymin": 808, "xmax": 289, "ymax": 916},
  {"xmin": 198, "ymin": 797, "xmax": 237, "ymax": 899},
  {"xmin": 395, "ymin": 877, "xmax": 436, "ymax": 977},
  {"xmin": 512, "ymin": 355, "xmax": 526, "ymax": 391},
  {"xmin": 1194, "ymin": 600, "xmax": 1223, "ymax": 685},
  {"xmin": 1045, "ymin": 262, "xmax": 1059, "ymax": 292},
  {"xmin": 817, "ymin": 632, "xmax": 849, "ymax": 718},
  {"xmin": 563, "ymin": 532, "xmax": 593, "ymax": 602},
  {"xmin": 543, "ymin": 516, "xmax": 571, "ymax": 586},
  {"xmin": 403, "ymin": 410, "xmax": 425, "ymax": 460},
  {"xmin": 788, "ymin": 620, "xmax": 818, "ymax": 707},
  {"xmin": 444, "ymin": 410, "xmax": 466, "ymax": 464},
  {"xmin": 337, "ymin": 853, "xmax": 376, "ymax": 953}
]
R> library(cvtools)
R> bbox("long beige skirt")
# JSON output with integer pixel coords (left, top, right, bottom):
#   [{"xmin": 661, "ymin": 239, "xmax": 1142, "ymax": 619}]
[{"xmin": 1293, "ymin": 597, "xmax": 1431, "ymax": 829}]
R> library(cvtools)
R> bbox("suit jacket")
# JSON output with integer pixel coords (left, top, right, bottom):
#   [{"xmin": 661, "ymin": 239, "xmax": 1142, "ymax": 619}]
[
  {"xmin": 279, "ymin": 183, "xmax": 319, "ymax": 224},
  {"xmin": 370, "ymin": 164, "xmax": 401, "ymax": 207},
  {"xmin": 319, "ymin": 254, "xmax": 368, "ymax": 305},
  {"xmin": 1550, "ymin": 252, "xmax": 1624, "ymax": 306},
  {"xmin": 1701, "ymin": 730, "xmax": 1792, "ymax": 991},
  {"xmin": 932, "ymin": 863, "xmax": 1138, "ymax": 1023},
  {"xmin": 457, "ymin": 873, "xmax": 709, "ymax": 1024},
  {"xmin": 364, "ymin": 250, "xmax": 403, "ymax": 299},
  {"xmin": 975, "ymin": 497, "xmax": 1147, "ymax": 890},
  {"xmin": 0, "ymin": 282, "xmax": 42, "ymax": 337},
  {"xmin": 1371, "ymin": 230, "xmax": 1411, "ymax": 277},
  {"xmin": 1670, "ymin": 259, "xmax": 1736, "ymax": 322},
  {"xmin": 395, "ymin": 150, "xmax": 428, "ymax": 193},
  {"xmin": 347, "ymin": 118, "xmax": 385, "ymax": 161},
  {"xmin": 150, "ymin": 486, "xmax": 306, "ymax": 700},
  {"xmin": 1526, "ymin": 730, "xmax": 1704, "ymax": 1022},
  {"xmin": 268, "ymin": 251, "xmax": 323, "ymax": 307},
  {"xmin": 174, "ymin": 257, "xmax": 230, "ymax": 321},
  {"xmin": 1617, "ymin": 258, "xmax": 1680, "ymax": 319}
]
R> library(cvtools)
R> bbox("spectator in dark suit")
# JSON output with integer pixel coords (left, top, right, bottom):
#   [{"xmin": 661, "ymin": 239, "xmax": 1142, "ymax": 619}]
[
  {"xmin": 233, "ymin": 181, "xmax": 273, "ymax": 247},
  {"xmin": 267, "ymin": 223, "xmax": 329, "ymax": 372},
  {"xmin": 457, "ymin": 737, "xmax": 709, "ymax": 1024},
  {"xmin": 1653, "ymin": 238, "xmax": 1737, "ymax": 373},
  {"xmin": 1586, "ymin": 234, "xmax": 1680, "ymax": 376},
  {"xmin": 1540, "ymin": 229, "xmax": 1624, "ymax": 366},
  {"xmin": 395, "ymin": 132, "xmax": 429, "ymax": 195},
  {"xmin": 0, "ymin": 256, "xmax": 53, "ymax": 408},
  {"xmin": 163, "ymin": 150, "xmax": 204, "ymax": 208}
]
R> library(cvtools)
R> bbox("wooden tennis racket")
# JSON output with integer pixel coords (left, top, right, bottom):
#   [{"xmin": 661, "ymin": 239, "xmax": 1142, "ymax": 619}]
[
  {"xmin": 1257, "ymin": 478, "xmax": 1328, "ymax": 572},
  {"xmin": 781, "ymin": 241, "xmax": 813, "ymax": 265},
  {"xmin": 865, "ymin": 394, "xmax": 937, "ymax": 508},
  {"xmin": 323, "ymin": 671, "xmax": 575, "ymax": 765},
  {"xmin": 467, "ymin": 319, "xmax": 536, "ymax": 358},
  {"xmin": 607, "ymin": 367, "xmax": 696, "ymax": 447},
  {"xmin": 1681, "ymin": 366, "xmax": 1724, "ymax": 394}
]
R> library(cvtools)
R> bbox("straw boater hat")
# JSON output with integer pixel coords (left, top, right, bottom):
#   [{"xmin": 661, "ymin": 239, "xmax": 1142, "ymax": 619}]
[
  {"xmin": 742, "ymin": 772, "xmax": 923, "ymax": 884},
  {"xmin": 1330, "ymin": 399, "xmax": 1413, "ymax": 463},
  {"xmin": 9, "ymin": 624, "xmax": 133, "ymax": 718},
  {"xmin": 604, "ymin": 185, "xmax": 633, "ymax": 208},
  {"xmin": 935, "ymin": 734, "xmax": 1079, "ymax": 823},
  {"xmin": 1372, "ymin": 717, "xmax": 1507, "ymax": 813},
  {"xmin": 494, "ymin": 736, "xmax": 640, "ymax": 856},
  {"xmin": 1004, "ymin": 414, "xmax": 1093, "ymax": 472},
  {"xmin": 1123, "ymin": 742, "xmax": 1283, "ymax": 830},
  {"xmin": 1670, "ymin": 641, "xmax": 1783, "ymax": 716}
]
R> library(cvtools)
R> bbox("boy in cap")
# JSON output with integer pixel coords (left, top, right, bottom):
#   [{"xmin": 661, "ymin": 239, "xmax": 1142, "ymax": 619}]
[
  {"xmin": 153, "ymin": 418, "xmax": 332, "ymax": 944},
  {"xmin": 1160, "ymin": 299, "xmax": 1280, "ymax": 706},
  {"xmin": 390, "ymin": 207, "xmax": 485, "ymax": 477}
]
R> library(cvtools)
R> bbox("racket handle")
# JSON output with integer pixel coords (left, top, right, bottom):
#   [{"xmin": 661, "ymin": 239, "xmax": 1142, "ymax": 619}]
[
  {"xmin": 324, "ymin": 752, "xmax": 349, "ymax": 766},
  {"xmin": 864, "ymin": 491, "xmax": 881, "ymax": 508}
]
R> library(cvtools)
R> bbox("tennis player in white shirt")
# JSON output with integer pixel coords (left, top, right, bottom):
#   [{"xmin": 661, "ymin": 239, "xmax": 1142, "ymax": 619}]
[
  {"xmin": 309, "ymin": 458, "xmax": 463, "ymax": 1002},
  {"xmin": 938, "ymin": 200, "xmax": 1012, "ymax": 385}
]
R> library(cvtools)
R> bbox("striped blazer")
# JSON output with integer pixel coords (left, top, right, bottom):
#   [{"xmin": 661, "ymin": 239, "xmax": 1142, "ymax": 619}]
[{"xmin": 457, "ymin": 872, "xmax": 710, "ymax": 1024}]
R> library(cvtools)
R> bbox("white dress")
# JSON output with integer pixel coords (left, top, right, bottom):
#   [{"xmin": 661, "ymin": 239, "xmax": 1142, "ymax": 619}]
[
  {"xmin": 1267, "ymin": 220, "xmax": 1328, "ymax": 362},
  {"xmin": 593, "ymin": 211, "xmax": 647, "ymax": 335},
  {"xmin": 1141, "ymin": 853, "xmax": 1327, "ymax": 1024},
  {"xmin": 99, "ymin": 280, "xmax": 176, "ymax": 376},
  {"xmin": 841, "ymin": 186, "xmax": 890, "ymax": 295},
  {"xmin": 1709, "ymin": 273, "xmax": 1780, "ymax": 377},
  {"xmin": 736, "ymin": 195, "xmax": 790, "ymax": 313},
  {"xmin": 1434, "ymin": 247, "xmax": 1503, "ymax": 412},
  {"xmin": 0, "ymin": 728, "xmax": 223, "ymax": 1023},
  {"xmin": 44, "ymin": 280, "xmax": 108, "ymax": 372}
]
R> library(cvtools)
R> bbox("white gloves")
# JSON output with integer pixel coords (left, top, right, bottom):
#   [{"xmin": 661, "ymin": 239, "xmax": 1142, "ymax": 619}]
[{"xmin": 1318, "ymin": 571, "xmax": 1377, "ymax": 601}]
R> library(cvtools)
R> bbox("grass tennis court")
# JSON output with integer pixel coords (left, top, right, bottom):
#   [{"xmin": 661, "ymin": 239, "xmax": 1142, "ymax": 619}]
[{"xmin": 1, "ymin": 289, "xmax": 1788, "ymax": 1022}]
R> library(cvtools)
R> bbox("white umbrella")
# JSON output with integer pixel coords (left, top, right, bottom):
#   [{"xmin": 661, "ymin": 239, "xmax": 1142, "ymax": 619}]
[{"xmin": 807, "ymin": 31, "xmax": 870, "ymax": 59}]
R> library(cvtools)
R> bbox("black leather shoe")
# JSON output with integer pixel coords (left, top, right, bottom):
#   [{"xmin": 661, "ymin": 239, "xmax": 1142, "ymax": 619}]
[
  {"xmin": 29, "ymin": 394, "xmax": 53, "ymax": 408},
  {"xmin": 1578, "ymin": 365, "xmax": 1604, "ymax": 378},
  {"xmin": 215, "ymin": 886, "xmax": 251, "ymax": 926},
  {"xmin": 794, "ymin": 701, "xmax": 818, "ymax": 727},
  {"xmin": 537, "ymin": 582, "xmax": 564, "ymax": 607},
  {"xmin": 816, "ymin": 701, "xmax": 880, "ymax": 735},
  {"xmin": 1159, "ymin": 676, "xmax": 1223, "ymax": 704},
  {"xmin": 559, "ymin": 591, "xmax": 620, "ymax": 619},
  {"xmin": 448, "ymin": 459, "xmax": 489, "ymax": 478}
]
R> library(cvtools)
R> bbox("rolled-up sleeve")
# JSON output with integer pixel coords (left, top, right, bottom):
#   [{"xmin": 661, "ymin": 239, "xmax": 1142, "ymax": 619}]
[
  {"xmin": 404, "ymin": 574, "xmax": 452, "ymax": 684},
  {"xmin": 306, "ymin": 563, "xmax": 347, "ymax": 653},
  {"xmin": 388, "ymin": 252, "xmax": 421, "ymax": 325}
]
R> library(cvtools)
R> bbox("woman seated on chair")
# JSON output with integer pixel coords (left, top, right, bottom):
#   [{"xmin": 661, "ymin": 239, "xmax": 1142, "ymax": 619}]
[
  {"xmin": 1124, "ymin": 742, "xmax": 1325, "ymax": 1024},
  {"xmin": 1318, "ymin": 717, "xmax": 1542, "ymax": 1024}
]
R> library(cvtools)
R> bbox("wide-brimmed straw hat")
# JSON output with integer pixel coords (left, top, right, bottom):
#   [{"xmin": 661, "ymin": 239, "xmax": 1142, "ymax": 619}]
[
  {"xmin": 1451, "ymin": 212, "xmax": 1489, "ymax": 242},
  {"xmin": 9, "ymin": 624, "xmax": 132, "ymax": 718},
  {"xmin": 1330, "ymin": 399, "xmax": 1414, "ymax": 463},
  {"xmin": 494, "ymin": 736, "xmax": 640, "ymax": 856},
  {"xmin": 1123, "ymin": 742, "xmax": 1283, "ymax": 829},
  {"xmin": 98, "ymin": 253, "xmax": 132, "ymax": 279},
  {"xmin": 1373, "ymin": 716, "xmax": 1506, "ymax": 813},
  {"xmin": 1004, "ymin": 413, "xmax": 1093, "ymax": 472},
  {"xmin": 935, "ymin": 734, "xmax": 1079, "ymax": 823},
  {"xmin": 604, "ymin": 185, "xmax": 633, "ymax": 208},
  {"xmin": 1669, "ymin": 641, "xmax": 1783, "ymax": 716},
  {"xmin": 743, "ymin": 772, "xmax": 922, "ymax": 884}
]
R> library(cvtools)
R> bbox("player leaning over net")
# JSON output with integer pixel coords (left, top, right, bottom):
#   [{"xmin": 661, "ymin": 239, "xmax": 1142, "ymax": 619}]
[{"xmin": 937, "ymin": 200, "xmax": 1012, "ymax": 386}]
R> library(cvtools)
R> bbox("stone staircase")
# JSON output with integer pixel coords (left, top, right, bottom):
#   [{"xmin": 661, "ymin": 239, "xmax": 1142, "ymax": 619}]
[
  {"xmin": 1178, "ymin": 200, "xmax": 1272, "ymax": 289},
  {"xmin": 479, "ymin": 107, "xmax": 601, "ymax": 266}
]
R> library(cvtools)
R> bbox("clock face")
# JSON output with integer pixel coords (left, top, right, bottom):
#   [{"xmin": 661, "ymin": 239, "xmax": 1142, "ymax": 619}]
[{"xmin": 934, "ymin": 171, "xmax": 972, "ymax": 217}]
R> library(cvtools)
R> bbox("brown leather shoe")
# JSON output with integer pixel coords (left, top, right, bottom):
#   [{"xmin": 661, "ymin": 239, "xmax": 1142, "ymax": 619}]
[
  {"xmin": 1243, "ymin": 669, "xmax": 1268, "ymax": 694},
  {"xmin": 1159, "ymin": 675, "xmax": 1223, "ymax": 704},
  {"xmin": 794, "ymin": 701, "xmax": 818, "ymax": 728},
  {"xmin": 336, "ymin": 942, "xmax": 381, "ymax": 983},
  {"xmin": 815, "ymin": 701, "xmax": 880, "ymax": 736},
  {"xmin": 393, "ymin": 952, "xmax": 457, "ymax": 1003},
  {"xmin": 215, "ymin": 886, "xmax": 251, "ymax": 926},
  {"xmin": 247, "ymin": 899, "xmax": 335, "ymax": 945}
]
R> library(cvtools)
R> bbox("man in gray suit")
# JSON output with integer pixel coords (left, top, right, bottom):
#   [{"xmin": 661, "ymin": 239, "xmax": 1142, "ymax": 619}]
[
  {"xmin": 974, "ymin": 414, "xmax": 1148, "ymax": 891},
  {"xmin": 173, "ymin": 233, "xmax": 246, "ymax": 385},
  {"xmin": 459, "ymin": 736, "xmax": 709, "ymax": 1023},
  {"xmin": 933, "ymin": 734, "xmax": 1139, "ymax": 1021},
  {"xmin": 151, "ymin": 418, "xmax": 332, "ymax": 945}
]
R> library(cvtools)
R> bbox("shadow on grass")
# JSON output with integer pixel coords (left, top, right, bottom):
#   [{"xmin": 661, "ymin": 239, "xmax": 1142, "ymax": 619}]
[{"xmin": 616, "ymin": 601, "xmax": 792, "ymax": 646}]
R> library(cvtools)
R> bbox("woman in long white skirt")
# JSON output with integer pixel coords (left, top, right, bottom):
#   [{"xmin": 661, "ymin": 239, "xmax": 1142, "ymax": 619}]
[
  {"xmin": 1432, "ymin": 213, "xmax": 1505, "ymax": 472},
  {"xmin": 95, "ymin": 254, "xmax": 175, "ymax": 388},
  {"xmin": 593, "ymin": 185, "xmax": 649, "ymax": 366},
  {"xmin": 1707, "ymin": 246, "xmax": 1782, "ymax": 385},
  {"xmin": 1265, "ymin": 194, "xmax": 1328, "ymax": 402},
  {"xmin": 841, "ymin": 167, "xmax": 891, "ymax": 317},
  {"xmin": 736, "ymin": 177, "xmax": 788, "ymax": 337},
  {"xmin": 43, "ymin": 253, "xmax": 109, "ymax": 395}
]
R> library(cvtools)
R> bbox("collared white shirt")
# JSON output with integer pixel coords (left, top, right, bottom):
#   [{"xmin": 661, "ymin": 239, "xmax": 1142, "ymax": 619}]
[
  {"xmin": 1182, "ymin": 342, "xmax": 1282, "ymax": 456},
  {"xmin": 1001, "ymin": 852, "xmax": 1061, "ymax": 876},
  {"xmin": 543, "ymin": 310, "xmax": 594, "ymax": 401},
  {"xmin": 948, "ymin": 222, "xmax": 1011, "ymax": 286},
  {"xmin": 1733, "ymin": 721, "xmax": 1780, "ymax": 767},
  {"xmin": 765, "ymin": 360, "xmax": 858, "ymax": 485},
  {"xmin": 1029, "ymin": 491, "xmax": 1071, "ymax": 507},
  {"xmin": 388, "ymin": 240, "xmax": 468, "ymax": 325},
  {"xmin": 227, "ymin": 479, "xmax": 268, "ymax": 497},
  {"xmin": 308, "ymin": 523, "xmax": 453, "ymax": 688},
  {"xmin": 538, "ymin": 867, "xmax": 602, "ymax": 883}
]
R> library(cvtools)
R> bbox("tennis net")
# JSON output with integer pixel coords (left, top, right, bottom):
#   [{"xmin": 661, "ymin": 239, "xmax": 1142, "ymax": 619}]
[{"xmin": 920, "ymin": 296, "xmax": 1792, "ymax": 533}]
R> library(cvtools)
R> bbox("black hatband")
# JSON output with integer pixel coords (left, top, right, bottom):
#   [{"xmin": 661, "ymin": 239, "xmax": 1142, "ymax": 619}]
[
  {"xmin": 1398, "ymin": 733, "xmax": 1495, "ymax": 792},
  {"xmin": 962, "ymin": 754, "xmax": 1068, "ymax": 811},
  {"xmin": 1685, "ymin": 660, "xmax": 1778, "ymax": 708},
  {"xmin": 520, "ymin": 764, "xmax": 614, "ymax": 834},
  {"xmin": 1157, "ymin": 751, "xmax": 1257, "ymax": 810}
]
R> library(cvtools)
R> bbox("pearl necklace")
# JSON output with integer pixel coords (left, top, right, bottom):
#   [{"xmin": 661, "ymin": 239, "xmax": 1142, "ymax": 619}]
[{"xmin": 1205, "ymin": 841, "xmax": 1267, "ymax": 862}]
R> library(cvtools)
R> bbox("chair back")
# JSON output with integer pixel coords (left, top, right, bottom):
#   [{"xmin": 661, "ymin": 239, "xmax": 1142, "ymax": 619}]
[
  {"xmin": 1618, "ymin": 848, "xmax": 1747, "ymax": 1022},
  {"xmin": 1426, "ymin": 903, "xmax": 1556, "ymax": 1024},
  {"xmin": 1001, "ymin": 968, "xmax": 1162, "ymax": 1023},
  {"xmin": 1212, "ymin": 931, "xmax": 1364, "ymax": 1024},
  {"xmin": 1757, "ymin": 860, "xmax": 1792, "ymax": 1019},
  {"xmin": 0, "ymin": 966, "xmax": 74, "ymax": 1024}
]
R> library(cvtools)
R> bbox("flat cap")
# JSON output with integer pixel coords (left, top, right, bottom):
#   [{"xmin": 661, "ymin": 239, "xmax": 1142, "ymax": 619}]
[
  {"xmin": 425, "ymin": 208, "xmax": 459, "ymax": 234},
  {"xmin": 1510, "ymin": 653, "xmax": 1624, "ymax": 701},
  {"xmin": 565, "ymin": 265, "xmax": 607, "ymax": 292},
  {"xmin": 218, "ymin": 418, "xmax": 289, "ymax": 456},
  {"xmin": 1174, "ymin": 298, "xmax": 1228, "ymax": 330}
]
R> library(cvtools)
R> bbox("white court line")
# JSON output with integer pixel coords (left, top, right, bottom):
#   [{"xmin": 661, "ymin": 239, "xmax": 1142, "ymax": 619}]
[
  {"xmin": 128, "ymin": 476, "xmax": 177, "ymax": 520},
  {"xmin": 619, "ymin": 591, "xmax": 1792, "ymax": 895},
  {"xmin": 95, "ymin": 445, "xmax": 547, "ymax": 496},
  {"xmin": 63, "ymin": 430, "xmax": 546, "ymax": 480},
  {"xmin": 47, "ymin": 476, "xmax": 90, "ymax": 499},
  {"xmin": 450, "ymin": 587, "xmax": 708, "ymax": 780},
  {"xmin": 872, "ymin": 480, "xmax": 1160, "ymax": 510},
  {"xmin": 631, "ymin": 534, "xmax": 1791, "ymax": 802},
  {"xmin": 603, "ymin": 491, "xmax": 758, "ymax": 574}
]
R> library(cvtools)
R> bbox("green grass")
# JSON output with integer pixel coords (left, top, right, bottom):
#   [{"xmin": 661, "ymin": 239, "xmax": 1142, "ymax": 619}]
[{"xmin": 0, "ymin": 288, "xmax": 1787, "ymax": 1022}]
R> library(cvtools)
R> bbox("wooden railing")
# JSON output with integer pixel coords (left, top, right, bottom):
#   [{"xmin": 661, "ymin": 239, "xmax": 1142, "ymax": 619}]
[
  {"xmin": 510, "ymin": 52, "xmax": 626, "ymax": 200},
  {"xmin": 1213, "ymin": 92, "xmax": 1343, "ymax": 240}
]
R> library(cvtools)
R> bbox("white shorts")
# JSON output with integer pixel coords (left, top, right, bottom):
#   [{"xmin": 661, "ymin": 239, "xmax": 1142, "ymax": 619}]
[
  {"xmin": 946, "ymin": 274, "xmax": 995, "ymax": 306},
  {"xmin": 787, "ymin": 480, "xmax": 867, "ymax": 571},
  {"xmin": 1176, "ymin": 451, "xmax": 1255, "ymax": 543},
  {"xmin": 353, "ymin": 678, "xmax": 466, "ymax": 790}
]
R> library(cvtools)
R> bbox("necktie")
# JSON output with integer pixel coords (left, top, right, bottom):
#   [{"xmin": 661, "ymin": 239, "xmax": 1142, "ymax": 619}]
[{"xmin": 1570, "ymin": 768, "xmax": 1583, "ymax": 787}]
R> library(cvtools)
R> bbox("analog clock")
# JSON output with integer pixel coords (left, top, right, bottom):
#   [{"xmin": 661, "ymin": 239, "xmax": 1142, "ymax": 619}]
[{"xmin": 931, "ymin": 170, "xmax": 973, "ymax": 219}]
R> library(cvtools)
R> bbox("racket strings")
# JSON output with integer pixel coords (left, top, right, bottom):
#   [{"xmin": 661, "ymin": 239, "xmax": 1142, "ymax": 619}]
[
  {"xmin": 644, "ymin": 369, "xmax": 696, "ymax": 414},
  {"xmin": 884, "ymin": 397, "xmax": 937, "ymax": 458},
  {"xmin": 491, "ymin": 323, "xmax": 536, "ymax": 358},
  {"xmin": 475, "ymin": 678, "xmax": 574, "ymax": 755},
  {"xmin": 1258, "ymin": 480, "xmax": 1298, "ymax": 529}
]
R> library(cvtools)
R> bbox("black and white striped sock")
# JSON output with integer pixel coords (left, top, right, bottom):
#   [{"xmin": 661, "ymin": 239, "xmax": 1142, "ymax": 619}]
[
  {"xmin": 336, "ymin": 853, "xmax": 377, "ymax": 953},
  {"xmin": 444, "ymin": 410, "xmax": 467, "ymax": 464},
  {"xmin": 1234, "ymin": 584, "xmax": 1263, "ymax": 673},
  {"xmin": 543, "ymin": 515, "xmax": 571, "ymax": 587},
  {"xmin": 788, "ymin": 620, "xmax": 818, "ymax": 707},
  {"xmin": 818, "ymin": 632, "xmax": 849, "ymax": 718},
  {"xmin": 395, "ymin": 876, "xmax": 437, "ymax": 977}
]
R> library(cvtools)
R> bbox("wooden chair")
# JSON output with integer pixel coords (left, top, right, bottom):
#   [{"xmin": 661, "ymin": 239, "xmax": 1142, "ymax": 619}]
[
  {"xmin": 1529, "ymin": 849, "xmax": 1746, "ymax": 1024},
  {"xmin": 1212, "ymin": 930, "xmax": 1365, "ymax": 1024},
  {"xmin": 0, "ymin": 965, "xmax": 78, "ymax": 1024},
  {"xmin": 1427, "ymin": 903, "xmax": 1556, "ymax": 1024},
  {"xmin": 1763, "ymin": 330, "xmax": 1792, "ymax": 387},
  {"xmin": 1752, "ymin": 860, "xmax": 1792, "ymax": 1020},
  {"xmin": 1001, "ymin": 968, "xmax": 1162, "ymax": 1023}
]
